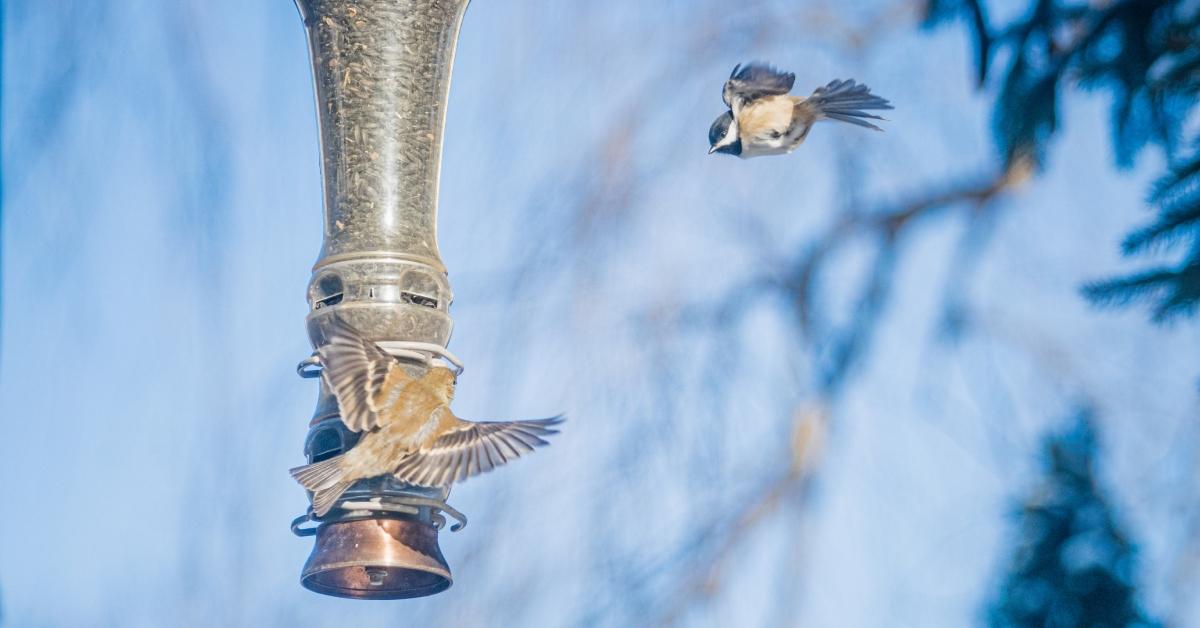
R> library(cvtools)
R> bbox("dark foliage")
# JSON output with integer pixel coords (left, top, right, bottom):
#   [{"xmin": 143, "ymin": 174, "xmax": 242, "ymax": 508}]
[
  {"xmin": 988, "ymin": 411, "xmax": 1156, "ymax": 628},
  {"xmin": 921, "ymin": 0, "xmax": 992, "ymax": 86},
  {"xmin": 1083, "ymin": 147, "xmax": 1200, "ymax": 321},
  {"xmin": 924, "ymin": 0, "xmax": 1200, "ymax": 322}
]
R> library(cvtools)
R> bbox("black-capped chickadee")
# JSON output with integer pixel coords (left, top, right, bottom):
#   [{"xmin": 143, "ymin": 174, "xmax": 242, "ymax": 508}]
[{"xmin": 708, "ymin": 63, "xmax": 893, "ymax": 158}]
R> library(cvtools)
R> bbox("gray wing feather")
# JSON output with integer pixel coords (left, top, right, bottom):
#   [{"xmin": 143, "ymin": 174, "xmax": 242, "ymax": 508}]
[
  {"xmin": 318, "ymin": 319, "xmax": 400, "ymax": 432},
  {"xmin": 723, "ymin": 62, "xmax": 796, "ymax": 109},
  {"xmin": 392, "ymin": 416, "xmax": 564, "ymax": 487}
]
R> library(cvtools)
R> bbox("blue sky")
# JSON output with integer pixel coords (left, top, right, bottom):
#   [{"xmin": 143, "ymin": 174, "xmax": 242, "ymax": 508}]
[{"xmin": 2, "ymin": 1, "xmax": 1198, "ymax": 626}]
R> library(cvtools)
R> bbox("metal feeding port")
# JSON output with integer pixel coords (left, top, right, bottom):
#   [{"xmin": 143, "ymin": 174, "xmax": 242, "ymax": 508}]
[{"xmin": 291, "ymin": 0, "xmax": 472, "ymax": 600}]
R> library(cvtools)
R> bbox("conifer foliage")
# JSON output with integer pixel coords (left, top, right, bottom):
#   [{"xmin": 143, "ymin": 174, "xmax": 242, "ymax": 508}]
[
  {"xmin": 924, "ymin": 0, "xmax": 1200, "ymax": 322},
  {"xmin": 988, "ymin": 412, "xmax": 1157, "ymax": 627}
]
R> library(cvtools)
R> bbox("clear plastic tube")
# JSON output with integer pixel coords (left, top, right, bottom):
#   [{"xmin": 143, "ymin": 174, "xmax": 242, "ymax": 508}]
[{"xmin": 298, "ymin": 0, "xmax": 469, "ymax": 267}]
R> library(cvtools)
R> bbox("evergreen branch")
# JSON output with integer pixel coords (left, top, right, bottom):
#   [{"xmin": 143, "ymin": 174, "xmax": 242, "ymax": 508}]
[
  {"xmin": 1149, "ymin": 151, "xmax": 1200, "ymax": 204},
  {"xmin": 990, "ymin": 411, "xmax": 1156, "ymax": 626},
  {"xmin": 1082, "ymin": 269, "xmax": 1178, "ymax": 306},
  {"xmin": 1083, "ymin": 254, "xmax": 1200, "ymax": 321},
  {"xmin": 1121, "ymin": 204, "xmax": 1200, "ymax": 254},
  {"xmin": 942, "ymin": 0, "xmax": 1200, "ymax": 326},
  {"xmin": 1118, "ymin": 151, "xmax": 1200, "ymax": 253}
]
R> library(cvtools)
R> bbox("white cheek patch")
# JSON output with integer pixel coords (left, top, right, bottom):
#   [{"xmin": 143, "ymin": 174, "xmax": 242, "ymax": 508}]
[{"xmin": 716, "ymin": 119, "xmax": 740, "ymax": 149}]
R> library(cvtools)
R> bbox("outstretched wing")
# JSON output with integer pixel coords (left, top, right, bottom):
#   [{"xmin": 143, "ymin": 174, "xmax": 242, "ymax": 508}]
[
  {"xmin": 391, "ymin": 416, "xmax": 564, "ymax": 487},
  {"xmin": 723, "ymin": 62, "xmax": 796, "ymax": 110},
  {"xmin": 319, "ymin": 318, "xmax": 410, "ymax": 432}
]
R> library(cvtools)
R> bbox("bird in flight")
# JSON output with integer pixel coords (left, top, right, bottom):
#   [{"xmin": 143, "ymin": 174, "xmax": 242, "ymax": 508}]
[
  {"xmin": 709, "ymin": 62, "xmax": 893, "ymax": 158},
  {"xmin": 290, "ymin": 319, "xmax": 563, "ymax": 516}
]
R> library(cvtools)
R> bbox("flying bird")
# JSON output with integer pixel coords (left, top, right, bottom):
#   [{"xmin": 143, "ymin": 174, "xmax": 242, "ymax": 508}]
[
  {"xmin": 291, "ymin": 319, "xmax": 563, "ymax": 516},
  {"xmin": 708, "ymin": 62, "xmax": 893, "ymax": 158}
]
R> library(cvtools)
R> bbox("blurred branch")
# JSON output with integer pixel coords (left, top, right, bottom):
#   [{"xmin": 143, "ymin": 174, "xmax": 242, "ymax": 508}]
[
  {"xmin": 935, "ymin": 201, "xmax": 1001, "ymax": 341},
  {"xmin": 655, "ymin": 406, "xmax": 826, "ymax": 627},
  {"xmin": 921, "ymin": 0, "xmax": 992, "ymax": 84},
  {"xmin": 802, "ymin": 0, "xmax": 923, "ymax": 54},
  {"xmin": 656, "ymin": 469, "xmax": 810, "ymax": 626},
  {"xmin": 641, "ymin": 164, "xmax": 1024, "ymax": 623},
  {"xmin": 778, "ymin": 160, "xmax": 1025, "ymax": 396}
]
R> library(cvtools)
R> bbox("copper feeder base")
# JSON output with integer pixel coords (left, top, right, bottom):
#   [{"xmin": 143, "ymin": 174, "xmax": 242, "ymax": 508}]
[{"xmin": 301, "ymin": 517, "xmax": 452, "ymax": 599}]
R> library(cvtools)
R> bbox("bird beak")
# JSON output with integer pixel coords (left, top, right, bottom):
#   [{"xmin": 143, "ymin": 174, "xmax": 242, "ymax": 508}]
[{"xmin": 707, "ymin": 146, "xmax": 717, "ymax": 154}]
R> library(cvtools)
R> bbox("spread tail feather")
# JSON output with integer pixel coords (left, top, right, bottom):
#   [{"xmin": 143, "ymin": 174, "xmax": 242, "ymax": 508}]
[
  {"xmin": 823, "ymin": 112, "xmax": 886, "ymax": 131},
  {"xmin": 809, "ymin": 79, "xmax": 892, "ymax": 131},
  {"xmin": 290, "ymin": 455, "xmax": 353, "ymax": 517},
  {"xmin": 311, "ymin": 480, "xmax": 353, "ymax": 517}
]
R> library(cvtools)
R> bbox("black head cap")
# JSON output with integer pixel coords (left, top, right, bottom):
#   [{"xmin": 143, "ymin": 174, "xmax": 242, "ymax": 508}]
[{"xmin": 708, "ymin": 111, "xmax": 741, "ymax": 156}]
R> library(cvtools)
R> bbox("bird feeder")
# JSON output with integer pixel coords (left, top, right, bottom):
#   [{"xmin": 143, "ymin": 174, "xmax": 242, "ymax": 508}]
[{"xmin": 290, "ymin": 0, "xmax": 471, "ymax": 599}]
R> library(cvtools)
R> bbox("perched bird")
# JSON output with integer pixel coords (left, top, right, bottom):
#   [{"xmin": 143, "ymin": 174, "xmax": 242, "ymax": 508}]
[
  {"xmin": 708, "ymin": 62, "xmax": 893, "ymax": 158},
  {"xmin": 290, "ymin": 319, "xmax": 563, "ymax": 516}
]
